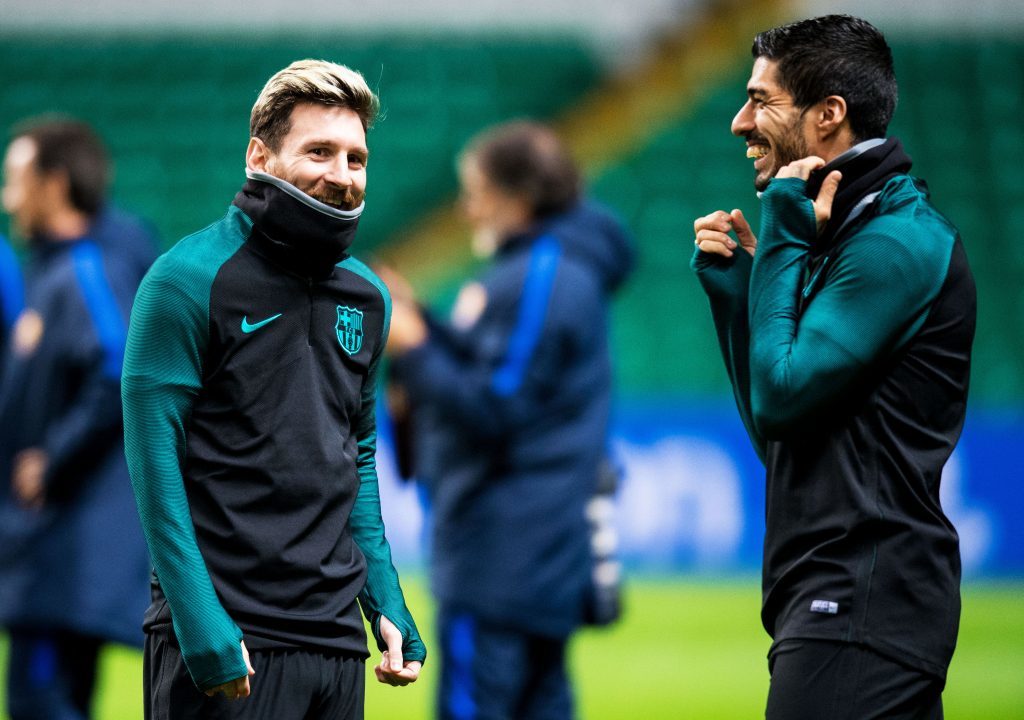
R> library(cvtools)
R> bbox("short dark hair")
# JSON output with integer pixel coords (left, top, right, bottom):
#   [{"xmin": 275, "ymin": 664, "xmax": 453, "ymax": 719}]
[
  {"xmin": 462, "ymin": 121, "xmax": 580, "ymax": 220},
  {"xmin": 14, "ymin": 116, "xmax": 109, "ymax": 216},
  {"xmin": 752, "ymin": 14, "xmax": 897, "ymax": 141}
]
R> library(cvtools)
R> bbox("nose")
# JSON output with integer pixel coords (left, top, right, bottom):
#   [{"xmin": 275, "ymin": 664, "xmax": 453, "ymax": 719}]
[
  {"xmin": 323, "ymin": 157, "xmax": 353, "ymax": 188},
  {"xmin": 731, "ymin": 100, "xmax": 754, "ymax": 137}
]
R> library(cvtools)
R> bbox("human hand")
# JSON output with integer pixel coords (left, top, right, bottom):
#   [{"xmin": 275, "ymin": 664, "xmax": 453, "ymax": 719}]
[
  {"xmin": 693, "ymin": 209, "xmax": 757, "ymax": 258},
  {"xmin": 375, "ymin": 263, "xmax": 418, "ymax": 306},
  {"xmin": 387, "ymin": 298, "xmax": 428, "ymax": 356},
  {"xmin": 204, "ymin": 641, "xmax": 255, "ymax": 700},
  {"xmin": 12, "ymin": 448, "xmax": 47, "ymax": 510},
  {"xmin": 374, "ymin": 616, "xmax": 422, "ymax": 687},
  {"xmin": 776, "ymin": 157, "xmax": 842, "ymax": 234}
]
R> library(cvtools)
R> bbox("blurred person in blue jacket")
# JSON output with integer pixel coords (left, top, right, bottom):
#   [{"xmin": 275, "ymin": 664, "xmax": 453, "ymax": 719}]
[
  {"xmin": 0, "ymin": 117, "xmax": 155, "ymax": 720},
  {"xmin": 386, "ymin": 121, "xmax": 634, "ymax": 720}
]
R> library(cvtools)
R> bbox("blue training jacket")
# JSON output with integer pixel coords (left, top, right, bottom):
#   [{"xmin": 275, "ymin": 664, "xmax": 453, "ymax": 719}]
[
  {"xmin": 394, "ymin": 200, "xmax": 634, "ymax": 637},
  {"xmin": 0, "ymin": 221, "xmax": 155, "ymax": 646}
]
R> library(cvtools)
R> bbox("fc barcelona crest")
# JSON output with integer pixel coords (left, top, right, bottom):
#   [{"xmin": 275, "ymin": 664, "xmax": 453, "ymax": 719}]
[{"xmin": 335, "ymin": 305, "xmax": 364, "ymax": 356}]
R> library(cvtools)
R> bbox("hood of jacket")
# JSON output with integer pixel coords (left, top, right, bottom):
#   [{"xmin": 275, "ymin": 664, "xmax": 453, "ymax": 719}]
[{"xmin": 539, "ymin": 199, "xmax": 635, "ymax": 294}]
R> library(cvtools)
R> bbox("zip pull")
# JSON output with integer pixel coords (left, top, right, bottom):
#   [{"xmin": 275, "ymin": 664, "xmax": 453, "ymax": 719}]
[{"xmin": 802, "ymin": 255, "xmax": 831, "ymax": 301}]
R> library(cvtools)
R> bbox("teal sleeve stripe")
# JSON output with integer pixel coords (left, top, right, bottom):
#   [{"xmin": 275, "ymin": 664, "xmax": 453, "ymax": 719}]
[
  {"xmin": 122, "ymin": 207, "xmax": 251, "ymax": 690},
  {"xmin": 341, "ymin": 256, "xmax": 425, "ymax": 663},
  {"xmin": 748, "ymin": 177, "xmax": 953, "ymax": 436},
  {"xmin": 70, "ymin": 240, "xmax": 127, "ymax": 379}
]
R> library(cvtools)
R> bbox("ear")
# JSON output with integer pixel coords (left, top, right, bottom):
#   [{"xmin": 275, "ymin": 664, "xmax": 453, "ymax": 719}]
[
  {"xmin": 245, "ymin": 137, "xmax": 271, "ymax": 173},
  {"xmin": 816, "ymin": 95, "xmax": 848, "ymax": 140},
  {"xmin": 43, "ymin": 168, "xmax": 72, "ymax": 208}
]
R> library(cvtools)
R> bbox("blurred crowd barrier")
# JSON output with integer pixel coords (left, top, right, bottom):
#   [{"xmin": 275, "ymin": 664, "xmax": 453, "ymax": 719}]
[{"xmin": 377, "ymin": 399, "xmax": 1023, "ymax": 577}]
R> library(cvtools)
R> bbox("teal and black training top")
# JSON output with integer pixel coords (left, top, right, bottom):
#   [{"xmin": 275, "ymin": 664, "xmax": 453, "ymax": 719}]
[
  {"xmin": 122, "ymin": 173, "xmax": 424, "ymax": 691},
  {"xmin": 694, "ymin": 139, "xmax": 975, "ymax": 679}
]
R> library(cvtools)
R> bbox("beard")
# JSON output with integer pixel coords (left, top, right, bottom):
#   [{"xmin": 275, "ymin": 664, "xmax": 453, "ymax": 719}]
[
  {"xmin": 308, "ymin": 184, "xmax": 364, "ymax": 211},
  {"xmin": 265, "ymin": 158, "xmax": 366, "ymax": 210},
  {"xmin": 753, "ymin": 120, "xmax": 810, "ymax": 192}
]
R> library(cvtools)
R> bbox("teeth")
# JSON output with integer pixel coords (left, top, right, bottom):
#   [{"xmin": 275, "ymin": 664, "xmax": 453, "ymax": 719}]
[{"xmin": 746, "ymin": 145, "xmax": 769, "ymax": 159}]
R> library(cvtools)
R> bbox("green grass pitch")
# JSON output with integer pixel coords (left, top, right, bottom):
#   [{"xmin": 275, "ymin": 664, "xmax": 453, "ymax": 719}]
[{"xmin": 2, "ymin": 577, "xmax": 1021, "ymax": 719}]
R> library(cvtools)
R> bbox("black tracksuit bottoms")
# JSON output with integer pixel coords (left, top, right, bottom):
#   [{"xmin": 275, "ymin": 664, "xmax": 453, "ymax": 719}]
[
  {"xmin": 766, "ymin": 639, "xmax": 945, "ymax": 720},
  {"xmin": 144, "ymin": 630, "xmax": 365, "ymax": 720}
]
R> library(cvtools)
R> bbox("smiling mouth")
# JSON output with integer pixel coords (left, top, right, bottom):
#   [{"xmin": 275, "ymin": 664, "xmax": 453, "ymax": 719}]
[{"xmin": 746, "ymin": 145, "xmax": 769, "ymax": 160}]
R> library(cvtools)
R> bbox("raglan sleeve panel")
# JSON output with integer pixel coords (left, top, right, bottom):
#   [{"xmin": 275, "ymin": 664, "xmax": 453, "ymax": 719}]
[
  {"xmin": 122, "ymin": 254, "xmax": 247, "ymax": 691},
  {"xmin": 345, "ymin": 264, "xmax": 427, "ymax": 664},
  {"xmin": 692, "ymin": 243, "xmax": 765, "ymax": 461},
  {"xmin": 748, "ymin": 178, "xmax": 951, "ymax": 438}
]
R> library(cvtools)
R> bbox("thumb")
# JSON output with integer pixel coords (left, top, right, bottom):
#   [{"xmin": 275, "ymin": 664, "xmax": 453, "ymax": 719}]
[
  {"xmin": 383, "ymin": 620, "xmax": 404, "ymax": 672},
  {"xmin": 241, "ymin": 641, "xmax": 255, "ymax": 676},
  {"xmin": 730, "ymin": 209, "xmax": 757, "ymax": 254},
  {"xmin": 815, "ymin": 170, "xmax": 843, "ymax": 229},
  {"xmin": 386, "ymin": 643, "xmax": 404, "ymax": 673}
]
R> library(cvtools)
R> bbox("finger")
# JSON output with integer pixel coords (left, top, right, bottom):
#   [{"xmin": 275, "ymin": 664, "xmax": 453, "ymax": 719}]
[
  {"xmin": 816, "ymin": 170, "xmax": 843, "ymax": 214},
  {"xmin": 235, "ymin": 676, "xmax": 250, "ymax": 699},
  {"xmin": 211, "ymin": 684, "xmax": 236, "ymax": 701},
  {"xmin": 695, "ymin": 231, "xmax": 735, "ymax": 258},
  {"xmin": 693, "ymin": 210, "xmax": 733, "ymax": 235},
  {"xmin": 396, "ymin": 661, "xmax": 422, "ymax": 682},
  {"xmin": 777, "ymin": 156, "xmax": 825, "ymax": 180},
  {"xmin": 729, "ymin": 209, "xmax": 757, "ymax": 252},
  {"xmin": 696, "ymin": 229, "xmax": 736, "ymax": 247},
  {"xmin": 375, "ymin": 660, "xmax": 401, "ymax": 686}
]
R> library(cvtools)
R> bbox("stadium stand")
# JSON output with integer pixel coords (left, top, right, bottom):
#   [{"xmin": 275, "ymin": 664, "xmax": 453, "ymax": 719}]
[
  {"xmin": 0, "ymin": 33, "xmax": 601, "ymax": 250},
  {"xmin": 0, "ymin": 32, "xmax": 1019, "ymax": 404}
]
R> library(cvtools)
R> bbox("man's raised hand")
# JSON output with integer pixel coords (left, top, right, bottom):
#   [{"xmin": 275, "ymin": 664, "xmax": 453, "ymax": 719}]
[
  {"xmin": 694, "ymin": 209, "xmax": 757, "ymax": 258},
  {"xmin": 776, "ymin": 156, "xmax": 842, "ymax": 234}
]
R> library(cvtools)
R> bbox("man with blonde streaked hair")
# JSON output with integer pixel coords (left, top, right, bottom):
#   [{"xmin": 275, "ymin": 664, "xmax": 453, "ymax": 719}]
[{"xmin": 123, "ymin": 59, "xmax": 425, "ymax": 720}]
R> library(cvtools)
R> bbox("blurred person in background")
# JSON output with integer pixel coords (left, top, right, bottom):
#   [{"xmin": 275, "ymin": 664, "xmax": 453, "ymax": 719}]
[
  {"xmin": 0, "ymin": 117, "xmax": 156, "ymax": 719},
  {"xmin": 691, "ymin": 15, "xmax": 975, "ymax": 719},
  {"xmin": 122, "ymin": 59, "xmax": 424, "ymax": 719},
  {"xmin": 385, "ymin": 120, "xmax": 634, "ymax": 720}
]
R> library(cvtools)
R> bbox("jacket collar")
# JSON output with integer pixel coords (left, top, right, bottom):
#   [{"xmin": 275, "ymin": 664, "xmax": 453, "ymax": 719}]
[
  {"xmin": 805, "ymin": 137, "xmax": 913, "ymax": 251},
  {"xmin": 232, "ymin": 170, "xmax": 363, "ymax": 280}
]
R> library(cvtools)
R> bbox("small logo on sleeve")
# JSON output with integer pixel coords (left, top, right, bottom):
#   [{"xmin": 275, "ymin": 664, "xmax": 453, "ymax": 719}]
[
  {"xmin": 335, "ymin": 305, "xmax": 364, "ymax": 355},
  {"xmin": 241, "ymin": 313, "xmax": 282, "ymax": 334},
  {"xmin": 810, "ymin": 600, "xmax": 839, "ymax": 615}
]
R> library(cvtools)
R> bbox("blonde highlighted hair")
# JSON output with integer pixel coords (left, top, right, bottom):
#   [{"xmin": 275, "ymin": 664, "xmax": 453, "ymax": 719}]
[{"xmin": 250, "ymin": 59, "xmax": 379, "ymax": 151}]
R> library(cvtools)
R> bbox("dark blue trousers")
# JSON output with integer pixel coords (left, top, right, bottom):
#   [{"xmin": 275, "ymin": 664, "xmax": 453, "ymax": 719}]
[
  {"xmin": 5, "ymin": 627, "xmax": 103, "ymax": 720},
  {"xmin": 438, "ymin": 609, "xmax": 573, "ymax": 720}
]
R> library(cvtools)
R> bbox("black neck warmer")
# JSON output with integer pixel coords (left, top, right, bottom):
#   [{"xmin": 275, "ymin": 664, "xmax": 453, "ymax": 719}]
[
  {"xmin": 805, "ymin": 137, "xmax": 913, "ymax": 252},
  {"xmin": 232, "ymin": 170, "xmax": 363, "ymax": 280}
]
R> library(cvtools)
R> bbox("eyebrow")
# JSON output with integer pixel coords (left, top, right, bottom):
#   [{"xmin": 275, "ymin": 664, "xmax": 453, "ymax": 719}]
[{"xmin": 747, "ymin": 87, "xmax": 769, "ymax": 100}]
